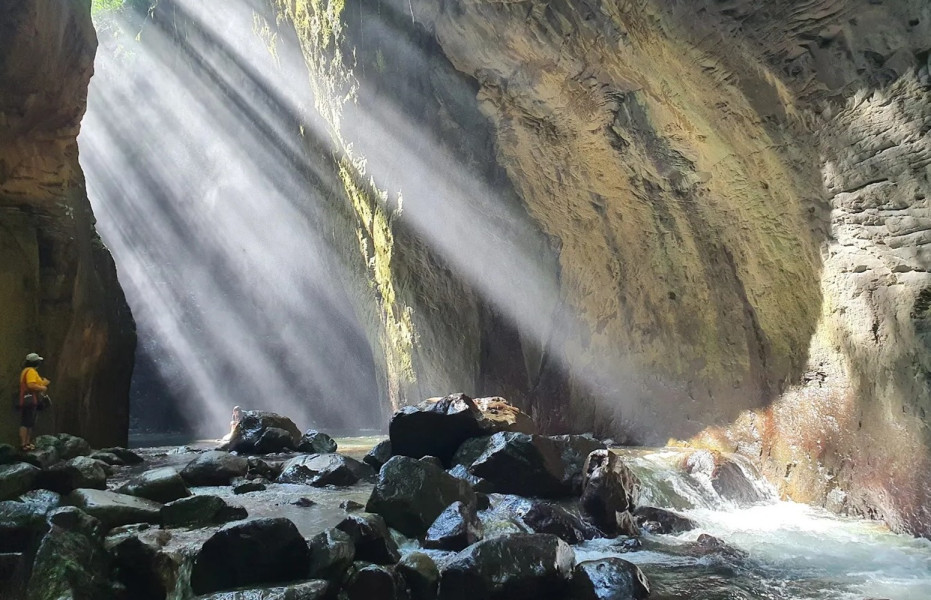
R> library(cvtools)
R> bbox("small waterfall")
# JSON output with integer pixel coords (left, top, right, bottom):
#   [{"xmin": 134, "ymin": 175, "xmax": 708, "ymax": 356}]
[{"xmin": 613, "ymin": 447, "xmax": 778, "ymax": 512}]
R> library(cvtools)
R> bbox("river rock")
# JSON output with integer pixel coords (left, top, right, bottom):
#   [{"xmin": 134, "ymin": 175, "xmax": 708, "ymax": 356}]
[
  {"xmin": 473, "ymin": 397, "xmax": 537, "ymax": 435},
  {"xmin": 308, "ymin": 527, "xmax": 355, "ymax": 579},
  {"xmin": 107, "ymin": 527, "xmax": 169, "ymax": 600},
  {"xmin": 390, "ymin": 394, "xmax": 486, "ymax": 466},
  {"xmin": 277, "ymin": 454, "xmax": 370, "ymax": 487},
  {"xmin": 364, "ymin": 440, "xmax": 393, "ymax": 471},
  {"xmin": 99, "ymin": 447, "xmax": 144, "ymax": 465},
  {"xmin": 118, "ymin": 467, "xmax": 191, "ymax": 504},
  {"xmin": 233, "ymin": 480, "xmax": 266, "ymax": 494},
  {"xmin": 0, "ymin": 497, "xmax": 55, "ymax": 553},
  {"xmin": 344, "ymin": 562, "xmax": 408, "ymax": 600},
  {"xmin": 580, "ymin": 450, "xmax": 639, "ymax": 536},
  {"xmin": 483, "ymin": 495, "xmax": 601, "ymax": 544},
  {"xmin": 35, "ymin": 433, "xmax": 92, "ymax": 462},
  {"xmin": 161, "ymin": 494, "xmax": 247, "ymax": 528},
  {"xmin": 298, "ymin": 430, "xmax": 338, "ymax": 454},
  {"xmin": 88, "ymin": 451, "xmax": 123, "ymax": 466},
  {"xmin": 569, "ymin": 558, "xmax": 650, "ymax": 600},
  {"xmin": 25, "ymin": 506, "xmax": 111, "ymax": 600},
  {"xmin": 424, "ymin": 501, "xmax": 483, "ymax": 551},
  {"xmin": 181, "ymin": 451, "xmax": 249, "ymax": 486},
  {"xmin": 67, "ymin": 488, "xmax": 162, "ymax": 530},
  {"xmin": 633, "ymin": 506, "xmax": 697, "ymax": 534},
  {"xmin": 366, "ymin": 456, "xmax": 477, "ymax": 538},
  {"xmin": 248, "ymin": 456, "xmax": 283, "ymax": 480},
  {"xmin": 335, "ymin": 513, "xmax": 400, "ymax": 565},
  {"xmin": 438, "ymin": 533, "xmax": 575, "ymax": 600},
  {"xmin": 196, "ymin": 580, "xmax": 334, "ymax": 599},
  {"xmin": 710, "ymin": 459, "xmax": 770, "ymax": 506},
  {"xmin": 224, "ymin": 411, "xmax": 302, "ymax": 454},
  {"xmin": 397, "ymin": 551, "xmax": 440, "ymax": 600},
  {"xmin": 0, "ymin": 463, "xmax": 39, "ymax": 500},
  {"xmin": 465, "ymin": 433, "xmax": 605, "ymax": 498},
  {"xmin": 446, "ymin": 464, "xmax": 494, "ymax": 494},
  {"xmin": 189, "ymin": 517, "xmax": 310, "ymax": 595}
]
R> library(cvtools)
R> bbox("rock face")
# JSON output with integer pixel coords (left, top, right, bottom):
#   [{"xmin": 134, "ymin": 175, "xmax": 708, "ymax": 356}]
[
  {"xmin": 0, "ymin": 1, "xmax": 134, "ymax": 449},
  {"xmin": 265, "ymin": 0, "xmax": 931, "ymax": 537}
]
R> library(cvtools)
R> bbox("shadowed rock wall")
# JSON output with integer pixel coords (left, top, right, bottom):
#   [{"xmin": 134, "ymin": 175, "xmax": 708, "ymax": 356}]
[
  {"xmin": 270, "ymin": 0, "xmax": 931, "ymax": 535},
  {"xmin": 0, "ymin": 0, "xmax": 135, "ymax": 448}
]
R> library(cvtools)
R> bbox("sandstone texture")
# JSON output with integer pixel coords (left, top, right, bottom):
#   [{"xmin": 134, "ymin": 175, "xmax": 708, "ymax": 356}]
[
  {"xmin": 266, "ymin": 0, "xmax": 931, "ymax": 536},
  {"xmin": 0, "ymin": 1, "xmax": 135, "ymax": 448}
]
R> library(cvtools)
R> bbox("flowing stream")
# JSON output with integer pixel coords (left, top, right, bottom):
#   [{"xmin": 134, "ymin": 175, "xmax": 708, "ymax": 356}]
[{"xmin": 574, "ymin": 448, "xmax": 931, "ymax": 600}]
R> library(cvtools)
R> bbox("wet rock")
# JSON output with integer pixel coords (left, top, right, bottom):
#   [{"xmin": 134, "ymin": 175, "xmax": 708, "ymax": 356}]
[
  {"xmin": 189, "ymin": 517, "xmax": 310, "ymax": 595},
  {"xmin": 484, "ymin": 495, "xmax": 601, "ymax": 544},
  {"xmin": 224, "ymin": 411, "xmax": 302, "ymax": 455},
  {"xmin": 248, "ymin": 457, "xmax": 283, "ymax": 480},
  {"xmin": 397, "ymin": 551, "xmax": 440, "ymax": 600},
  {"xmin": 181, "ymin": 451, "xmax": 249, "ymax": 486},
  {"xmin": 18, "ymin": 489, "xmax": 62, "ymax": 513},
  {"xmin": 340, "ymin": 500, "xmax": 364, "ymax": 512},
  {"xmin": 580, "ymin": 450, "xmax": 639, "ymax": 536},
  {"xmin": 366, "ymin": 456, "xmax": 477, "ymax": 538},
  {"xmin": 117, "ymin": 466, "xmax": 191, "ymax": 504},
  {"xmin": 335, "ymin": 513, "xmax": 401, "ymax": 564},
  {"xmin": 466, "ymin": 433, "xmax": 605, "ymax": 498},
  {"xmin": 196, "ymin": 579, "xmax": 334, "ymax": 599},
  {"xmin": 26, "ymin": 507, "xmax": 111, "ymax": 600},
  {"xmin": 0, "ymin": 444, "xmax": 21, "ymax": 465},
  {"xmin": 420, "ymin": 456, "xmax": 444, "ymax": 469},
  {"xmin": 710, "ymin": 459, "xmax": 769, "ymax": 506},
  {"xmin": 89, "ymin": 451, "xmax": 124, "ymax": 466},
  {"xmin": 293, "ymin": 497, "xmax": 316, "ymax": 507},
  {"xmin": 343, "ymin": 562, "xmax": 408, "ymax": 600},
  {"xmin": 161, "ymin": 494, "xmax": 247, "ymax": 528},
  {"xmin": 364, "ymin": 440, "xmax": 393, "ymax": 471},
  {"xmin": 389, "ymin": 394, "xmax": 486, "ymax": 466},
  {"xmin": 67, "ymin": 488, "xmax": 162, "ymax": 530},
  {"xmin": 451, "ymin": 437, "xmax": 492, "ymax": 468},
  {"xmin": 277, "ymin": 454, "xmax": 371, "ymax": 487},
  {"xmin": 99, "ymin": 447, "xmax": 144, "ymax": 465},
  {"xmin": 424, "ymin": 501, "xmax": 483, "ymax": 551},
  {"xmin": 257, "ymin": 427, "xmax": 298, "ymax": 454},
  {"xmin": 569, "ymin": 558, "xmax": 650, "ymax": 600},
  {"xmin": 694, "ymin": 533, "xmax": 748, "ymax": 560},
  {"xmin": 632, "ymin": 506, "xmax": 697, "ymax": 535},
  {"xmin": 0, "ymin": 462, "xmax": 39, "ymax": 500},
  {"xmin": 438, "ymin": 533, "xmax": 574, "ymax": 600},
  {"xmin": 0, "ymin": 498, "xmax": 53, "ymax": 553},
  {"xmin": 35, "ymin": 433, "xmax": 92, "ymax": 462},
  {"xmin": 233, "ymin": 481, "xmax": 266, "ymax": 494},
  {"xmin": 446, "ymin": 464, "xmax": 493, "ymax": 493},
  {"xmin": 298, "ymin": 430, "xmax": 338, "ymax": 454},
  {"xmin": 0, "ymin": 552, "xmax": 27, "ymax": 600},
  {"xmin": 307, "ymin": 527, "xmax": 355, "ymax": 580},
  {"xmin": 107, "ymin": 528, "xmax": 168, "ymax": 600}
]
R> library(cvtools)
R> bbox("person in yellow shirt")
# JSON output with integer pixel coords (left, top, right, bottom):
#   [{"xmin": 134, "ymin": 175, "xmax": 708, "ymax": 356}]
[{"xmin": 19, "ymin": 352, "xmax": 50, "ymax": 451}]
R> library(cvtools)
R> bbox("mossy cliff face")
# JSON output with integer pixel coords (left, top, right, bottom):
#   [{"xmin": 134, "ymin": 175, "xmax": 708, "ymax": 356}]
[
  {"xmin": 274, "ymin": 0, "xmax": 931, "ymax": 535},
  {"xmin": 0, "ymin": 1, "xmax": 135, "ymax": 447}
]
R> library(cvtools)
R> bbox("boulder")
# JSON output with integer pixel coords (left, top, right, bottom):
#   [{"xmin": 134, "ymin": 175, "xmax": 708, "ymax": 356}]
[
  {"xmin": 107, "ymin": 528, "xmax": 168, "ymax": 600},
  {"xmin": 118, "ymin": 467, "xmax": 191, "ymax": 504},
  {"xmin": 0, "ymin": 444, "xmax": 21, "ymax": 465},
  {"xmin": 35, "ymin": 434, "xmax": 92, "ymax": 462},
  {"xmin": 307, "ymin": 527, "xmax": 355, "ymax": 579},
  {"xmin": 160, "ymin": 494, "xmax": 247, "ymax": 528},
  {"xmin": 343, "ymin": 563, "xmax": 408, "ymax": 600},
  {"xmin": 710, "ymin": 459, "xmax": 770, "ymax": 506},
  {"xmin": 389, "ymin": 394, "xmax": 485, "ymax": 466},
  {"xmin": 67, "ymin": 489, "xmax": 162, "ymax": 530},
  {"xmin": 483, "ymin": 495, "xmax": 601, "ymax": 544},
  {"xmin": 195, "ymin": 580, "xmax": 334, "ymax": 599},
  {"xmin": 366, "ymin": 456, "xmax": 477, "ymax": 538},
  {"xmin": 473, "ymin": 397, "xmax": 537, "ymax": 435},
  {"xmin": 181, "ymin": 451, "xmax": 249, "ymax": 486},
  {"xmin": 424, "ymin": 501, "xmax": 483, "ymax": 552},
  {"xmin": 224, "ymin": 411, "xmax": 301, "ymax": 454},
  {"xmin": 0, "ymin": 462, "xmax": 39, "ymax": 500},
  {"xmin": 248, "ymin": 456, "xmax": 283, "ymax": 480},
  {"xmin": 466, "ymin": 433, "xmax": 605, "ymax": 498},
  {"xmin": 0, "ymin": 497, "xmax": 54, "ymax": 553},
  {"xmin": 632, "ymin": 506, "xmax": 697, "ymax": 535},
  {"xmin": 25, "ymin": 507, "xmax": 111, "ymax": 600},
  {"xmin": 298, "ymin": 430, "xmax": 338, "ymax": 454},
  {"xmin": 277, "ymin": 454, "xmax": 371, "ymax": 487},
  {"xmin": 99, "ymin": 447, "xmax": 144, "ymax": 465},
  {"xmin": 397, "ymin": 552, "xmax": 440, "ymax": 600},
  {"xmin": 569, "ymin": 558, "xmax": 650, "ymax": 600},
  {"xmin": 88, "ymin": 451, "xmax": 124, "ymax": 466},
  {"xmin": 233, "ymin": 481, "xmax": 267, "ymax": 494},
  {"xmin": 580, "ymin": 450, "xmax": 639, "ymax": 536},
  {"xmin": 335, "ymin": 513, "xmax": 401, "ymax": 565},
  {"xmin": 363, "ymin": 440, "xmax": 393, "ymax": 471},
  {"xmin": 438, "ymin": 533, "xmax": 574, "ymax": 600},
  {"xmin": 189, "ymin": 518, "xmax": 310, "ymax": 595},
  {"xmin": 446, "ymin": 465, "xmax": 494, "ymax": 494}
]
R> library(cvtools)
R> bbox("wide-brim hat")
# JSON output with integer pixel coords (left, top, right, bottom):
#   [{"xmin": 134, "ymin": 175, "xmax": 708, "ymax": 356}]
[{"xmin": 25, "ymin": 353, "xmax": 43, "ymax": 362}]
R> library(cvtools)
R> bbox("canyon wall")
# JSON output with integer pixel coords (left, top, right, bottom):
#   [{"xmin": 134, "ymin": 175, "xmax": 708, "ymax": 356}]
[
  {"xmin": 269, "ymin": 0, "xmax": 931, "ymax": 535},
  {"xmin": 0, "ymin": 1, "xmax": 135, "ymax": 448}
]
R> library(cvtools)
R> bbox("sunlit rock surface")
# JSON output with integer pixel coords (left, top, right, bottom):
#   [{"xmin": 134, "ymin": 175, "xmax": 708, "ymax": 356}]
[
  {"xmin": 259, "ymin": 0, "xmax": 931, "ymax": 536},
  {"xmin": 0, "ymin": 1, "xmax": 135, "ymax": 448}
]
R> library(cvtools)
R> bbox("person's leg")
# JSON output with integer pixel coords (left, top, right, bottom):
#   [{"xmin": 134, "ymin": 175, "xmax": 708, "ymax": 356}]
[
  {"xmin": 20, "ymin": 406, "xmax": 36, "ymax": 449},
  {"xmin": 19, "ymin": 425, "xmax": 28, "ymax": 449}
]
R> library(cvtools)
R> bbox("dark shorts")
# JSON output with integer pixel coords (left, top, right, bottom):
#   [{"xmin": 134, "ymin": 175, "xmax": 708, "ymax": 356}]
[{"xmin": 20, "ymin": 403, "xmax": 37, "ymax": 428}]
